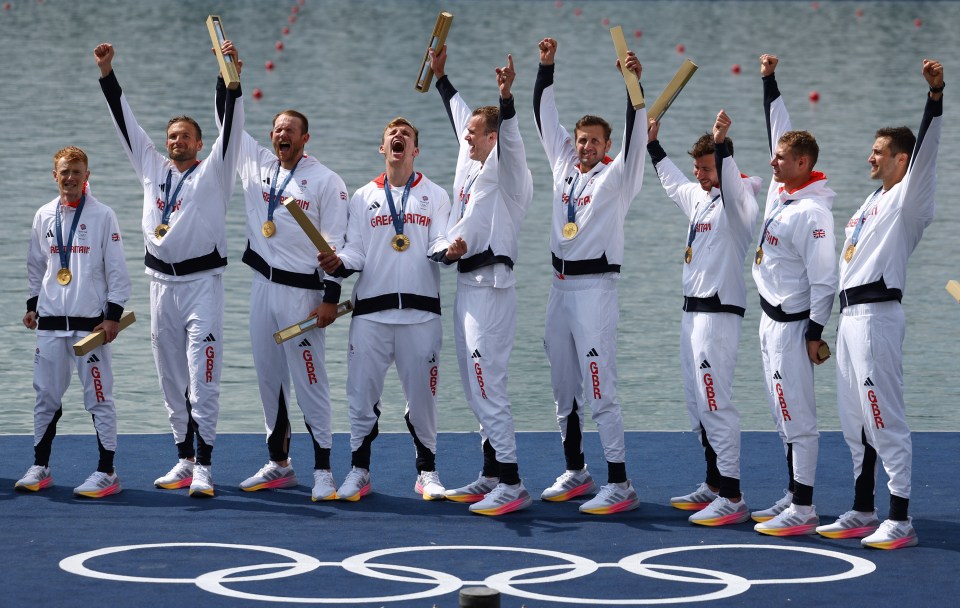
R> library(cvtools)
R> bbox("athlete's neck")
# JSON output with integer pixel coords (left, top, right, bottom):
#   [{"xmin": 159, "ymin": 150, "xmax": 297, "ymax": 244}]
[
  {"xmin": 385, "ymin": 164, "xmax": 415, "ymax": 188},
  {"xmin": 171, "ymin": 158, "xmax": 197, "ymax": 173}
]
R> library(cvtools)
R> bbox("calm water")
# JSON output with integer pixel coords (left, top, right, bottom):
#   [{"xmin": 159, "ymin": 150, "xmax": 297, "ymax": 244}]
[{"xmin": 1, "ymin": 0, "xmax": 958, "ymax": 437}]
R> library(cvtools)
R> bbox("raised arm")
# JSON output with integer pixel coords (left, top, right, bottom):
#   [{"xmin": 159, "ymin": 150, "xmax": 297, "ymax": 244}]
[
  {"xmin": 760, "ymin": 54, "xmax": 791, "ymax": 156},
  {"xmin": 495, "ymin": 54, "xmax": 533, "ymax": 209},
  {"xmin": 533, "ymin": 38, "xmax": 576, "ymax": 173},
  {"xmin": 430, "ymin": 45, "xmax": 473, "ymax": 140},
  {"xmin": 714, "ymin": 110, "xmax": 759, "ymax": 237},
  {"xmin": 898, "ymin": 59, "xmax": 943, "ymax": 226},
  {"xmin": 645, "ymin": 118, "xmax": 698, "ymax": 216}
]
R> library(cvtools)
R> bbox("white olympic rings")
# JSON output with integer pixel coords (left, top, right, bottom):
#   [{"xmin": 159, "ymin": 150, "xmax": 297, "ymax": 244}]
[{"xmin": 59, "ymin": 542, "xmax": 876, "ymax": 605}]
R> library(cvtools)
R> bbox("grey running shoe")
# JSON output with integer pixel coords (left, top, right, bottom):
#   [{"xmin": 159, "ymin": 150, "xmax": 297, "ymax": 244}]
[
  {"xmin": 579, "ymin": 481, "xmax": 640, "ymax": 514},
  {"xmin": 240, "ymin": 461, "xmax": 298, "ymax": 492},
  {"xmin": 469, "ymin": 482, "xmax": 533, "ymax": 516},
  {"xmin": 74, "ymin": 471, "xmax": 122, "ymax": 498},
  {"xmin": 540, "ymin": 467, "xmax": 597, "ymax": 502}
]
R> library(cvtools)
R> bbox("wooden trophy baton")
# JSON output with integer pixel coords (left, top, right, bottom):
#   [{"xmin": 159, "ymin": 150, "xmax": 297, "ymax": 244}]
[
  {"xmin": 274, "ymin": 302, "xmax": 354, "ymax": 344},
  {"xmin": 282, "ymin": 197, "xmax": 334, "ymax": 253},
  {"xmin": 947, "ymin": 280, "xmax": 960, "ymax": 302},
  {"xmin": 207, "ymin": 15, "xmax": 240, "ymax": 90},
  {"xmin": 414, "ymin": 11, "xmax": 454, "ymax": 93},
  {"xmin": 609, "ymin": 26, "xmax": 644, "ymax": 110},
  {"xmin": 648, "ymin": 59, "xmax": 699, "ymax": 123},
  {"xmin": 73, "ymin": 310, "xmax": 136, "ymax": 356}
]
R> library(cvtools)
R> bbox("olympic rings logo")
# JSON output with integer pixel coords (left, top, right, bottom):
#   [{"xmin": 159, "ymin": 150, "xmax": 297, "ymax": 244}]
[{"xmin": 60, "ymin": 542, "xmax": 876, "ymax": 605}]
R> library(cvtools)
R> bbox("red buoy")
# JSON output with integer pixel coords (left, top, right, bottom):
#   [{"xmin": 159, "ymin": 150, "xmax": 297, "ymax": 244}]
[
  {"xmin": 573, "ymin": 7, "xmax": 582, "ymax": 17},
  {"xmin": 731, "ymin": 64, "xmax": 741, "ymax": 75},
  {"xmin": 634, "ymin": 30, "xmax": 642, "ymax": 38},
  {"xmin": 253, "ymin": 88, "xmax": 263, "ymax": 100},
  {"xmin": 265, "ymin": 60, "xmax": 275, "ymax": 71},
  {"xmin": 809, "ymin": 91, "xmax": 820, "ymax": 103},
  {"xmin": 601, "ymin": 18, "xmax": 610, "ymax": 26},
  {"xmin": 676, "ymin": 44, "xmax": 685, "ymax": 54},
  {"xmin": 275, "ymin": 41, "xmax": 284, "ymax": 51},
  {"xmin": 914, "ymin": 18, "xmax": 922, "ymax": 28},
  {"xmin": 282, "ymin": 26, "xmax": 290, "ymax": 35},
  {"xmin": 855, "ymin": 8, "xmax": 864, "ymax": 17}
]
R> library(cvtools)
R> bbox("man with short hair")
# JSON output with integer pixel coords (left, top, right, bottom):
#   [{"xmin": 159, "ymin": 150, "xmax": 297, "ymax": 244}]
[
  {"xmin": 214, "ymin": 42, "xmax": 348, "ymax": 502},
  {"xmin": 533, "ymin": 37, "xmax": 647, "ymax": 514},
  {"xmin": 95, "ymin": 42, "xmax": 244, "ymax": 498},
  {"xmin": 647, "ymin": 110, "xmax": 760, "ymax": 526},
  {"xmin": 751, "ymin": 54, "xmax": 838, "ymax": 535},
  {"xmin": 17, "ymin": 146, "xmax": 131, "ymax": 498},
  {"xmin": 816, "ymin": 59, "xmax": 943, "ymax": 549},
  {"xmin": 318, "ymin": 117, "xmax": 451, "ymax": 502},
  {"xmin": 427, "ymin": 45, "xmax": 534, "ymax": 515}
]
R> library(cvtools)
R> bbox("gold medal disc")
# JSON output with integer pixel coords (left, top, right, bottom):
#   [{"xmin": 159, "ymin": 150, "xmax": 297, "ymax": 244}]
[
  {"xmin": 262, "ymin": 220, "xmax": 276, "ymax": 238},
  {"xmin": 843, "ymin": 244, "xmax": 856, "ymax": 262},
  {"xmin": 57, "ymin": 267, "xmax": 72, "ymax": 286},
  {"xmin": 155, "ymin": 224, "xmax": 170, "ymax": 239},
  {"xmin": 562, "ymin": 222, "xmax": 579, "ymax": 239},
  {"xmin": 392, "ymin": 234, "xmax": 411, "ymax": 252},
  {"xmin": 684, "ymin": 246, "xmax": 693, "ymax": 264},
  {"xmin": 754, "ymin": 246, "xmax": 764, "ymax": 265}
]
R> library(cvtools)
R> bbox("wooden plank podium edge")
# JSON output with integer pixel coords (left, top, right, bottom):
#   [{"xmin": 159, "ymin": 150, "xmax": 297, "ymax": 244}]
[{"xmin": 72, "ymin": 310, "xmax": 136, "ymax": 356}]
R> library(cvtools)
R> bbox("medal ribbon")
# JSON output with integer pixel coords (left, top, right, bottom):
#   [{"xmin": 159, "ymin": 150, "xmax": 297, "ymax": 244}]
[
  {"xmin": 756, "ymin": 190, "xmax": 795, "ymax": 252},
  {"xmin": 686, "ymin": 194, "xmax": 721, "ymax": 249},
  {"xmin": 459, "ymin": 171, "xmax": 479, "ymax": 219},
  {"xmin": 161, "ymin": 163, "xmax": 200, "ymax": 227},
  {"xmin": 849, "ymin": 187, "xmax": 883, "ymax": 248},
  {"xmin": 565, "ymin": 171, "xmax": 591, "ymax": 224},
  {"xmin": 55, "ymin": 193, "xmax": 86, "ymax": 272},
  {"xmin": 384, "ymin": 173, "xmax": 416, "ymax": 237},
  {"xmin": 267, "ymin": 157, "xmax": 301, "ymax": 223}
]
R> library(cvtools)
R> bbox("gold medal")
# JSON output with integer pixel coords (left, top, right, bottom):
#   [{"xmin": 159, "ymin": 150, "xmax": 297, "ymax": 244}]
[
  {"xmin": 562, "ymin": 222, "xmax": 579, "ymax": 239},
  {"xmin": 844, "ymin": 244, "xmax": 856, "ymax": 262},
  {"xmin": 155, "ymin": 224, "xmax": 170, "ymax": 239},
  {"xmin": 391, "ymin": 234, "xmax": 411, "ymax": 252},
  {"xmin": 262, "ymin": 220, "xmax": 276, "ymax": 238},
  {"xmin": 754, "ymin": 246, "xmax": 764, "ymax": 265},
  {"xmin": 57, "ymin": 268, "xmax": 72, "ymax": 286},
  {"xmin": 684, "ymin": 246, "xmax": 693, "ymax": 264}
]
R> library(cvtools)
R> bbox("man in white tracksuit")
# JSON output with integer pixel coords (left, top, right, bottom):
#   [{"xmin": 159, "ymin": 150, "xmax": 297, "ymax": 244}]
[
  {"xmin": 533, "ymin": 37, "xmax": 646, "ymax": 515},
  {"xmin": 752, "ymin": 54, "xmax": 838, "ymax": 536},
  {"xmin": 427, "ymin": 46, "xmax": 534, "ymax": 516},
  {"xmin": 95, "ymin": 43, "xmax": 243, "ymax": 498},
  {"xmin": 816, "ymin": 59, "xmax": 943, "ymax": 550},
  {"xmin": 318, "ymin": 118, "xmax": 451, "ymax": 503},
  {"xmin": 647, "ymin": 111, "xmax": 760, "ymax": 526},
  {"xmin": 214, "ymin": 42, "xmax": 349, "ymax": 502},
  {"xmin": 17, "ymin": 146, "xmax": 131, "ymax": 499}
]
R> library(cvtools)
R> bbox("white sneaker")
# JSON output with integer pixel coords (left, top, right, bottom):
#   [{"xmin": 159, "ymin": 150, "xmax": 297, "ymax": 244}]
[
  {"xmin": 816, "ymin": 509, "xmax": 880, "ymax": 539},
  {"xmin": 670, "ymin": 482, "xmax": 719, "ymax": 511},
  {"xmin": 337, "ymin": 467, "xmax": 371, "ymax": 501},
  {"xmin": 689, "ymin": 496, "xmax": 750, "ymax": 526},
  {"xmin": 155, "ymin": 459, "xmax": 194, "ymax": 489},
  {"xmin": 751, "ymin": 490, "xmax": 793, "ymax": 522},
  {"xmin": 311, "ymin": 469, "xmax": 337, "ymax": 502},
  {"xmin": 579, "ymin": 480, "xmax": 640, "ymax": 514},
  {"xmin": 861, "ymin": 517, "xmax": 918, "ymax": 550},
  {"xmin": 415, "ymin": 470, "xmax": 446, "ymax": 500},
  {"xmin": 540, "ymin": 467, "xmax": 597, "ymax": 502},
  {"xmin": 189, "ymin": 464, "xmax": 214, "ymax": 498},
  {"xmin": 15, "ymin": 465, "xmax": 52, "ymax": 492},
  {"xmin": 444, "ymin": 474, "xmax": 499, "ymax": 503},
  {"xmin": 469, "ymin": 483, "xmax": 533, "ymax": 516},
  {"xmin": 754, "ymin": 504, "xmax": 818, "ymax": 536},
  {"xmin": 240, "ymin": 460, "xmax": 298, "ymax": 492},
  {"xmin": 74, "ymin": 470, "xmax": 122, "ymax": 498}
]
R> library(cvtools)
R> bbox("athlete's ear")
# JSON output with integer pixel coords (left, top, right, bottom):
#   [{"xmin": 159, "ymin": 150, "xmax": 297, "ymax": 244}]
[{"xmin": 412, "ymin": 145, "xmax": 420, "ymax": 159}]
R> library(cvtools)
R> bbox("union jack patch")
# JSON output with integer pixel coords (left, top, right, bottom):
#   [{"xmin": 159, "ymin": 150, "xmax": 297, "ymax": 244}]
[
  {"xmin": 340, "ymin": 191, "xmax": 348, "ymax": 201},
  {"xmin": 812, "ymin": 229, "xmax": 826, "ymax": 239},
  {"xmin": 111, "ymin": 233, "xmax": 120, "ymax": 241}
]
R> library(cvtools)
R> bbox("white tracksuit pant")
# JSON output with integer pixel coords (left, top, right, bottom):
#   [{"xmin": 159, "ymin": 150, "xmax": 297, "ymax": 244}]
[
  {"xmin": 150, "ymin": 274, "xmax": 223, "ymax": 450},
  {"xmin": 544, "ymin": 275, "xmax": 625, "ymax": 464},
  {"xmin": 33, "ymin": 334, "xmax": 117, "ymax": 451},
  {"xmin": 454, "ymin": 282, "xmax": 518, "ymax": 464},
  {"xmin": 759, "ymin": 312, "xmax": 819, "ymax": 488},
  {"xmin": 680, "ymin": 311, "xmax": 742, "ymax": 480},
  {"xmin": 836, "ymin": 301, "xmax": 912, "ymax": 499},
  {"xmin": 248, "ymin": 275, "xmax": 332, "ymax": 459}
]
